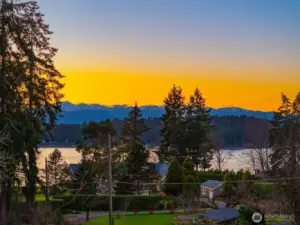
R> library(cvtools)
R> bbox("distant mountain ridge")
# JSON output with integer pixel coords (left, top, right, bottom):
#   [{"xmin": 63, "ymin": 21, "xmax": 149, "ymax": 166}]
[{"xmin": 58, "ymin": 101, "xmax": 273, "ymax": 124}]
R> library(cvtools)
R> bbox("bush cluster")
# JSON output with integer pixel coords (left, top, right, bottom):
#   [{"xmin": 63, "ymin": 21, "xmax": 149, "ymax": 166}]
[
  {"xmin": 196, "ymin": 171, "xmax": 224, "ymax": 183},
  {"xmin": 252, "ymin": 182, "xmax": 273, "ymax": 200},
  {"xmin": 53, "ymin": 195, "xmax": 165, "ymax": 211}
]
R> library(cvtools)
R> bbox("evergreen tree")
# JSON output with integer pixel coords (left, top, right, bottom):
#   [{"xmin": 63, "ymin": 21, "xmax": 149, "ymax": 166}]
[
  {"xmin": 269, "ymin": 92, "xmax": 300, "ymax": 172},
  {"xmin": 184, "ymin": 88, "xmax": 214, "ymax": 170},
  {"xmin": 47, "ymin": 149, "xmax": 69, "ymax": 195},
  {"xmin": 76, "ymin": 119, "xmax": 116, "ymax": 191},
  {"xmin": 159, "ymin": 85, "xmax": 186, "ymax": 162},
  {"xmin": 0, "ymin": 0, "xmax": 64, "ymax": 205},
  {"xmin": 223, "ymin": 172, "xmax": 237, "ymax": 204},
  {"xmin": 73, "ymin": 159, "xmax": 98, "ymax": 195},
  {"xmin": 269, "ymin": 92, "xmax": 300, "ymax": 223},
  {"xmin": 182, "ymin": 156, "xmax": 194, "ymax": 176},
  {"xmin": 164, "ymin": 158, "xmax": 184, "ymax": 196},
  {"xmin": 114, "ymin": 103, "xmax": 150, "ymax": 195}
]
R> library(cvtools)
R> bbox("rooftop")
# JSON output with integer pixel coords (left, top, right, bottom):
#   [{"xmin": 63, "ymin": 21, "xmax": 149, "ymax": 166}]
[
  {"xmin": 197, "ymin": 207, "xmax": 240, "ymax": 222},
  {"xmin": 201, "ymin": 180, "xmax": 222, "ymax": 189}
]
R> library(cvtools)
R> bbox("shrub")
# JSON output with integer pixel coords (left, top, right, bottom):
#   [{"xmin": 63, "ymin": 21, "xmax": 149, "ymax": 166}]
[
  {"xmin": 164, "ymin": 158, "xmax": 184, "ymax": 196},
  {"xmin": 132, "ymin": 208, "xmax": 139, "ymax": 215},
  {"xmin": 53, "ymin": 195, "xmax": 164, "ymax": 212},
  {"xmin": 252, "ymin": 182, "xmax": 273, "ymax": 200},
  {"xmin": 167, "ymin": 201, "xmax": 176, "ymax": 214},
  {"xmin": 148, "ymin": 205, "xmax": 155, "ymax": 214},
  {"xmin": 196, "ymin": 171, "xmax": 224, "ymax": 183},
  {"xmin": 11, "ymin": 199, "xmax": 64, "ymax": 214}
]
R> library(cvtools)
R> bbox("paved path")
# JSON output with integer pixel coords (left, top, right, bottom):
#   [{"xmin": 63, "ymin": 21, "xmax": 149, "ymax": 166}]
[{"xmin": 199, "ymin": 198, "xmax": 226, "ymax": 208}]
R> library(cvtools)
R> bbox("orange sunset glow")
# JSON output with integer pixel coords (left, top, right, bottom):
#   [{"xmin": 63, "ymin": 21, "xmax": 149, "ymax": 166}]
[{"xmin": 38, "ymin": 0, "xmax": 300, "ymax": 111}]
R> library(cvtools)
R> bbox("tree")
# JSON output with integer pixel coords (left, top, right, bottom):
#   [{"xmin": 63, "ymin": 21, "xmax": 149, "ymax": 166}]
[
  {"xmin": 182, "ymin": 156, "xmax": 195, "ymax": 176},
  {"xmin": 223, "ymin": 172, "xmax": 237, "ymax": 205},
  {"xmin": 76, "ymin": 119, "xmax": 116, "ymax": 191},
  {"xmin": 211, "ymin": 132, "xmax": 232, "ymax": 171},
  {"xmin": 269, "ymin": 92, "xmax": 300, "ymax": 224},
  {"xmin": 173, "ymin": 175, "xmax": 199, "ymax": 215},
  {"xmin": 46, "ymin": 149, "xmax": 69, "ymax": 195},
  {"xmin": 233, "ymin": 204, "xmax": 266, "ymax": 225},
  {"xmin": 0, "ymin": 0, "xmax": 64, "ymax": 205},
  {"xmin": 159, "ymin": 85, "xmax": 186, "ymax": 162},
  {"xmin": 184, "ymin": 88, "xmax": 214, "ymax": 170},
  {"xmin": 114, "ymin": 103, "xmax": 150, "ymax": 195},
  {"xmin": 237, "ymin": 170, "xmax": 253, "ymax": 198},
  {"xmin": 164, "ymin": 158, "xmax": 184, "ymax": 196},
  {"xmin": 0, "ymin": 124, "xmax": 14, "ymax": 225},
  {"xmin": 212, "ymin": 148, "xmax": 232, "ymax": 172}
]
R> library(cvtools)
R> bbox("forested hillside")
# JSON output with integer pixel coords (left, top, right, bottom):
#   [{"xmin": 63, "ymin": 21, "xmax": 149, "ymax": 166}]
[{"xmin": 42, "ymin": 115, "xmax": 270, "ymax": 148}]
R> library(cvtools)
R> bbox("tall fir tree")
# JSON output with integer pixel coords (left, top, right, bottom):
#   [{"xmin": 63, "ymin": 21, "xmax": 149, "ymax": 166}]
[
  {"xmin": 269, "ymin": 92, "xmax": 300, "ymax": 223},
  {"xmin": 184, "ymin": 88, "xmax": 213, "ymax": 170},
  {"xmin": 159, "ymin": 85, "xmax": 186, "ymax": 163},
  {"xmin": 0, "ymin": 0, "xmax": 64, "ymax": 206},
  {"xmin": 269, "ymin": 92, "xmax": 300, "ymax": 172},
  {"xmin": 114, "ymin": 103, "xmax": 150, "ymax": 195}
]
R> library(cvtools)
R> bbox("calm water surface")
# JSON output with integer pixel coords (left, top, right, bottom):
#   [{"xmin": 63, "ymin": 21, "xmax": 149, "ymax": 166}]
[{"xmin": 38, "ymin": 148, "xmax": 251, "ymax": 171}]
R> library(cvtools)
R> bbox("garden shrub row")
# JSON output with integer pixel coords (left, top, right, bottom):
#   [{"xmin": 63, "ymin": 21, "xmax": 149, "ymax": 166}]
[
  {"xmin": 11, "ymin": 199, "xmax": 64, "ymax": 214},
  {"xmin": 196, "ymin": 171, "xmax": 225, "ymax": 183},
  {"xmin": 54, "ymin": 195, "xmax": 165, "ymax": 211},
  {"xmin": 252, "ymin": 182, "xmax": 274, "ymax": 199}
]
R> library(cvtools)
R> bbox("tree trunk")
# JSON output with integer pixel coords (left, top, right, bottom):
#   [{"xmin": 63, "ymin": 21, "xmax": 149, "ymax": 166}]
[
  {"xmin": 0, "ymin": 183, "xmax": 7, "ymax": 225},
  {"xmin": 86, "ymin": 208, "xmax": 90, "ymax": 221}
]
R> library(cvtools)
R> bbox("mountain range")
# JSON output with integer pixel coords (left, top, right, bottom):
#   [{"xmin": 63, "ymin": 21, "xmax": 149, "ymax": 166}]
[{"xmin": 58, "ymin": 102, "xmax": 273, "ymax": 124}]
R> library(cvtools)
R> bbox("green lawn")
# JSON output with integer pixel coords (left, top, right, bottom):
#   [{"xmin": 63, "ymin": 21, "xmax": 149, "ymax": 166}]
[
  {"xmin": 13, "ymin": 194, "xmax": 52, "ymax": 202},
  {"xmin": 87, "ymin": 213, "xmax": 202, "ymax": 225}
]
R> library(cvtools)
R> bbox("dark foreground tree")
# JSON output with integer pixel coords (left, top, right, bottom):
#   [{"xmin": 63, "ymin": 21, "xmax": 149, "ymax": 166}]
[
  {"xmin": 269, "ymin": 92, "xmax": 300, "ymax": 224},
  {"xmin": 114, "ymin": 103, "xmax": 150, "ymax": 194},
  {"xmin": 0, "ymin": 0, "xmax": 64, "ymax": 208},
  {"xmin": 159, "ymin": 85, "xmax": 186, "ymax": 162},
  {"xmin": 164, "ymin": 158, "xmax": 184, "ymax": 196},
  {"xmin": 184, "ymin": 87, "xmax": 214, "ymax": 170}
]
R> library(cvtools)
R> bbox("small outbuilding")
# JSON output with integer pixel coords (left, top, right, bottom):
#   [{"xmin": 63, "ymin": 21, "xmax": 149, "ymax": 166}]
[{"xmin": 200, "ymin": 180, "xmax": 223, "ymax": 200}]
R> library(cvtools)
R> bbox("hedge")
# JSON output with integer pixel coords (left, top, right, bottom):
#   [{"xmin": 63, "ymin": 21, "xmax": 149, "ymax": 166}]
[
  {"xmin": 11, "ymin": 199, "xmax": 64, "ymax": 214},
  {"xmin": 252, "ymin": 182, "xmax": 274, "ymax": 199},
  {"xmin": 196, "ymin": 172, "xmax": 224, "ymax": 183},
  {"xmin": 54, "ymin": 195, "xmax": 165, "ymax": 211}
]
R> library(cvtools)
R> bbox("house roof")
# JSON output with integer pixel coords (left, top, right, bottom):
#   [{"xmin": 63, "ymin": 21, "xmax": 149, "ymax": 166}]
[
  {"xmin": 197, "ymin": 207, "xmax": 240, "ymax": 222},
  {"xmin": 69, "ymin": 164, "xmax": 81, "ymax": 176},
  {"xmin": 201, "ymin": 180, "xmax": 222, "ymax": 189}
]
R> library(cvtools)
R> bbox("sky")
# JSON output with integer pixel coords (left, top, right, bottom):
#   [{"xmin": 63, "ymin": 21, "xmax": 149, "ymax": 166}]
[{"xmin": 38, "ymin": 0, "xmax": 300, "ymax": 111}]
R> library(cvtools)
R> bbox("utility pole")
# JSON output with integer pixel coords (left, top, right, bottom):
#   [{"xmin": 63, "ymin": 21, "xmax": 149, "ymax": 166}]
[
  {"xmin": 108, "ymin": 133, "xmax": 113, "ymax": 225},
  {"xmin": 45, "ymin": 157, "xmax": 50, "ymax": 201}
]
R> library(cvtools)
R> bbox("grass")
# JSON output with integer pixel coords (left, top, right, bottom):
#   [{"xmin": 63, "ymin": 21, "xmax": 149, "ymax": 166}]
[
  {"xmin": 13, "ymin": 194, "xmax": 52, "ymax": 202},
  {"xmin": 87, "ymin": 212, "xmax": 205, "ymax": 225}
]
